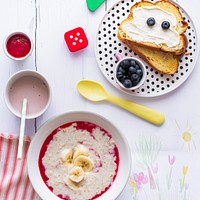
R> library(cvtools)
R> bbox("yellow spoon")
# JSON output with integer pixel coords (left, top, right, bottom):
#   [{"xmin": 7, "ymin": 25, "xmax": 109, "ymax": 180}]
[{"xmin": 77, "ymin": 80, "xmax": 165, "ymax": 125}]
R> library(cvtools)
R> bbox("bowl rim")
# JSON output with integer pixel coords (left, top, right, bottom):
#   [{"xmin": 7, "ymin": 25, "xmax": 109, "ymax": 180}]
[
  {"xmin": 4, "ymin": 69, "xmax": 52, "ymax": 119},
  {"xmin": 27, "ymin": 110, "xmax": 132, "ymax": 200},
  {"xmin": 115, "ymin": 56, "xmax": 147, "ymax": 91},
  {"xmin": 3, "ymin": 31, "xmax": 33, "ymax": 61}
]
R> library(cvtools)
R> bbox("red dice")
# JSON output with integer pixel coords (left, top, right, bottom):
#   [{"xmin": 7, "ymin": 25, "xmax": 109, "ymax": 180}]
[{"xmin": 64, "ymin": 27, "xmax": 88, "ymax": 52}]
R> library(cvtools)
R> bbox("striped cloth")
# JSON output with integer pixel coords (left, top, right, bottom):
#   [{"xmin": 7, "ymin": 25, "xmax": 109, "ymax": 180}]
[{"xmin": 0, "ymin": 133, "xmax": 41, "ymax": 200}]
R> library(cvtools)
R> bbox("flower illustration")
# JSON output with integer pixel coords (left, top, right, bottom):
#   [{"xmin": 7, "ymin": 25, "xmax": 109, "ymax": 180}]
[
  {"xmin": 129, "ymin": 173, "xmax": 148, "ymax": 200},
  {"xmin": 129, "ymin": 177, "xmax": 139, "ymax": 200},
  {"xmin": 168, "ymin": 155, "xmax": 175, "ymax": 165},
  {"xmin": 182, "ymin": 166, "xmax": 188, "ymax": 176},
  {"xmin": 180, "ymin": 166, "xmax": 188, "ymax": 192},
  {"xmin": 135, "ymin": 136, "xmax": 161, "ymax": 189},
  {"xmin": 133, "ymin": 172, "xmax": 148, "ymax": 190},
  {"xmin": 151, "ymin": 162, "xmax": 161, "ymax": 199},
  {"xmin": 167, "ymin": 155, "xmax": 176, "ymax": 190},
  {"xmin": 129, "ymin": 177, "xmax": 138, "ymax": 193}
]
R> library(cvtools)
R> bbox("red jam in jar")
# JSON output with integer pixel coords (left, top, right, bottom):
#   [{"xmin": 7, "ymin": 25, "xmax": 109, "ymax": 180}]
[{"xmin": 6, "ymin": 33, "xmax": 32, "ymax": 58}]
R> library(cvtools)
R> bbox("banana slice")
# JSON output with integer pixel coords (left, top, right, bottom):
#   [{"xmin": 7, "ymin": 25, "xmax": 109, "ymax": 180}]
[
  {"xmin": 73, "ymin": 144, "xmax": 89, "ymax": 160},
  {"xmin": 74, "ymin": 155, "xmax": 94, "ymax": 172},
  {"xmin": 60, "ymin": 148, "xmax": 74, "ymax": 165},
  {"xmin": 65, "ymin": 177, "xmax": 79, "ymax": 191},
  {"xmin": 69, "ymin": 166, "xmax": 85, "ymax": 183}
]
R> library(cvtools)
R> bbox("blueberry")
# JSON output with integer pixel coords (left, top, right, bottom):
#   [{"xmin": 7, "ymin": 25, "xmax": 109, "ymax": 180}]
[
  {"xmin": 118, "ymin": 67, "xmax": 126, "ymax": 74},
  {"xmin": 123, "ymin": 79, "xmax": 132, "ymax": 88},
  {"xmin": 119, "ymin": 62, "xmax": 125, "ymax": 68},
  {"xmin": 135, "ymin": 64, "xmax": 140, "ymax": 70},
  {"xmin": 161, "ymin": 21, "xmax": 170, "ymax": 29},
  {"xmin": 116, "ymin": 71, "xmax": 123, "ymax": 79},
  {"xmin": 129, "ymin": 66, "xmax": 137, "ymax": 74},
  {"xmin": 147, "ymin": 17, "xmax": 155, "ymax": 26},
  {"xmin": 131, "ymin": 74, "xmax": 139, "ymax": 82},
  {"xmin": 123, "ymin": 59, "xmax": 129, "ymax": 65},
  {"xmin": 136, "ymin": 69, "xmax": 143, "ymax": 76},
  {"xmin": 119, "ymin": 62, "xmax": 128, "ymax": 70},
  {"xmin": 130, "ymin": 60, "xmax": 136, "ymax": 67},
  {"xmin": 122, "ymin": 60, "xmax": 130, "ymax": 68},
  {"xmin": 119, "ymin": 75, "xmax": 127, "ymax": 83},
  {"xmin": 117, "ymin": 75, "xmax": 126, "ymax": 83}
]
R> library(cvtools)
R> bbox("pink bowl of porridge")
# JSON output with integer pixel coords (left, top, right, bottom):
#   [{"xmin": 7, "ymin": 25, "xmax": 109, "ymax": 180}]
[{"xmin": 27, "ymin": 111, "xmax": 131, "ymax": 200}]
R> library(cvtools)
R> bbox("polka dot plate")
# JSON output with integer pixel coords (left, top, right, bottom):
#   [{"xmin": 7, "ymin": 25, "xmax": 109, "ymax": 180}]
[{"xmin": 95, "ymin": 0, "xmax": 198, "ymax": 97}]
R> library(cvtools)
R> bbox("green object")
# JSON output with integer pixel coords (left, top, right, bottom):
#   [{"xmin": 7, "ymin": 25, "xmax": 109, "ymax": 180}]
[{"xmin": 86, "ymin": 0, "xmax": 105, "ymax": 12}]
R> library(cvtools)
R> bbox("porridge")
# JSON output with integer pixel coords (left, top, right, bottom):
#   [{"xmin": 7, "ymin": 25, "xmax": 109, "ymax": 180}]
[{"xmin": 38, "ymin": 121, "xmax": 120, "ymax": 200}]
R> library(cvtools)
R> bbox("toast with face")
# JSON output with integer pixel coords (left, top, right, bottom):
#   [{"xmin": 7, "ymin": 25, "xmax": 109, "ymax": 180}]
[
  {"xmin": 118, "ymin": 0, "xmax": 188, "ymax": 55},
  {"xmin": 117, "ymin": 0, "xmax": 188, "ymax": 74}
]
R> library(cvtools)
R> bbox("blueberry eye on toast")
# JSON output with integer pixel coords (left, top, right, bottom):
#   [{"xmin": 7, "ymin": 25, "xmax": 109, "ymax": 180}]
[
  {"xmin": 161, "ymin": 21, "xmax": 170, "ymax": 29},
  {"xmin": 147, "ymin": 17, "xmax": 156, "ymax": 26}
]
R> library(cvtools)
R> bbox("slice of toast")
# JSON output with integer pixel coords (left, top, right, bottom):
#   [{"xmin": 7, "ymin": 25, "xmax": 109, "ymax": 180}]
[
  {"xmin": 118, "ymin": 0, "xmax": 188, "ymax": 55},
  {"xmin": 124, "ymin": 41, "xmax": 179, "ymax": 74}
]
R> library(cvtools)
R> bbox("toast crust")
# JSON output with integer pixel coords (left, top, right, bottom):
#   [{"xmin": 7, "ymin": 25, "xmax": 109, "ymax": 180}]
[
  {"xmin": 126, "ymin": 41, "xmax": 179, "ymax": 74},
  {"xmin": 118, "ymin": 0, "xmax": 188, "ymax": 55}
]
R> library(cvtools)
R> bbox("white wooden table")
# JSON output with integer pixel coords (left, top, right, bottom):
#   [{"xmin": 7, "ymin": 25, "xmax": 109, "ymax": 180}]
[{"xmin": 0, "ymin": 0, "xmax": 200, "ymax": 199}]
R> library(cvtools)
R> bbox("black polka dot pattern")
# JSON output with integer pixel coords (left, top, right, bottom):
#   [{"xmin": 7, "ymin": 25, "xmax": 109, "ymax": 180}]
[{"xmin": 95, "ymin": 0, "xmax": 198, "ymax": 97}]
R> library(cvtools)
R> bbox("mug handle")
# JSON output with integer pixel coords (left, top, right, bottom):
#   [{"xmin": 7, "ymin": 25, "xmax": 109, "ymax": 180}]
[{"xmin": 115, "ymin": 53, "xmax": 123, "ymax": 62}]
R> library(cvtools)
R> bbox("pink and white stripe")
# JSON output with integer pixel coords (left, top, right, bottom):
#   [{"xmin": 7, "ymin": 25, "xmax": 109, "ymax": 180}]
[{"xmin": 0, "ymin": 133, "xmax": 41, "ymax": 200}]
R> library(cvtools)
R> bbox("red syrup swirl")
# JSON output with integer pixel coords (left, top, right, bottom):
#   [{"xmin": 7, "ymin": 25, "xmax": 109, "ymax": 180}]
[{"xmin": 38, "ymin": 121, "xmax": 120, "ymax": 200}]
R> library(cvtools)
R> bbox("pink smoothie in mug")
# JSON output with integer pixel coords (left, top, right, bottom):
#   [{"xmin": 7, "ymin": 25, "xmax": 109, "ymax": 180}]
[{"xmin": 7, "ymin": 74, "xmax": 50, "ymax": 118}]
